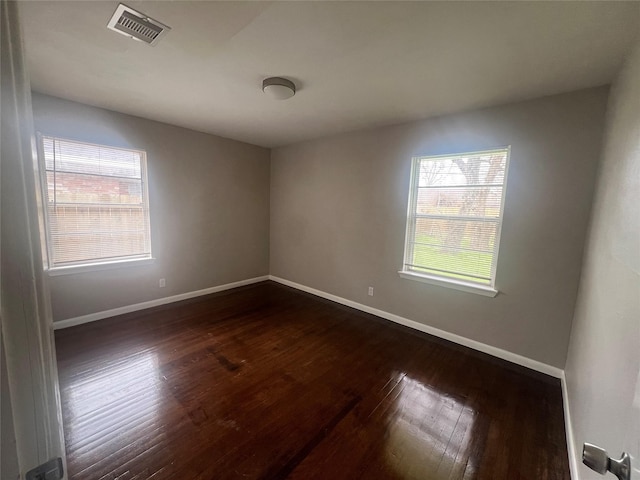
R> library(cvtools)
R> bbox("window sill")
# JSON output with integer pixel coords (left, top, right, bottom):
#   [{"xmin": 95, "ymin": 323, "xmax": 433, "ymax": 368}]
[
  {"xmin": 47, "ymin": 257, "xmax": 155, "ymax": 276},
  {"xmin": 398, "ymin": 271, "xmax": 498, "ymax": 297}
]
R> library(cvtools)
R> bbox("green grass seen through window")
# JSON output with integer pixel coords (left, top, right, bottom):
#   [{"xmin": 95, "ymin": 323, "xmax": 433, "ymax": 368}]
[{"xmin": 411, "ymin": 234, "xmax": 493, "ymax": 284}]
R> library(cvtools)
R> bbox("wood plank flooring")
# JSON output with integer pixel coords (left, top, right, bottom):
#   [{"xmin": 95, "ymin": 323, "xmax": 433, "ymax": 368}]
[{"xmin": 55, "ymin": 281, "xmax": 570, "ymax": 480}]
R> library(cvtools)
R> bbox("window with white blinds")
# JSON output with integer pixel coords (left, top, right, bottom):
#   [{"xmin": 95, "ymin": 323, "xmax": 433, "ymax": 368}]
[
  {"xmin": 402, "ymin": 148, "xmax": 510, "ymax": 289},
  {"xmin": 39, "ymin": 135, "xmax": 152, "ymax": 269}
]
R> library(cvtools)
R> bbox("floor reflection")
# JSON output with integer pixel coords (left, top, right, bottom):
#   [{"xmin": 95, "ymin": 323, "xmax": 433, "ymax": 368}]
[
  {"xmin": 63, "ymin": 349, "xmax": 162, "ymax": 448},
  {"xmin": 385, "ymin": 374, "xmax": 475, "ymax": 479}
]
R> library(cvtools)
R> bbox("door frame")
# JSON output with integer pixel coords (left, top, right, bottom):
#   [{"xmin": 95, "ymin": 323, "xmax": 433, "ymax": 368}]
[{"xmin": 1, "ymin": 0, "xmax": 67, "ymax": 478}]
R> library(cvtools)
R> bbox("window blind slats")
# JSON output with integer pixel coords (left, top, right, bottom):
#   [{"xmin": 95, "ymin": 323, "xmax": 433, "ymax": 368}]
[
  {"xmin": 46, "ymin": 171, "xmax": 143, "ymax": 205},
  {"xmin": 408, "ymin": 240, "xmax": 494, "ymax": 255},
  {"xmin": 416, "ymin": 185, "xmax": 503, "ymax": 218},
  {"xmin": 413, "ymin": 214, "xmax": 500, "ymax": 223},
  {"xmin": 404, "ymin": 149, "xmax": 509, "ymax": 288},
  {"xmin": 41, "ymin": 136, "xmax": 151, "ymax": 268},
  {"xmin": 43, "ymin": 136, "xmax": 142, "ymax": 178},
  {"xmin": 404, "ymin": 263, "xmax": 492, "ymax": 281},
  {"xmin": 417, "ymin": 183, "xmax": 504, "ymax": 189}
]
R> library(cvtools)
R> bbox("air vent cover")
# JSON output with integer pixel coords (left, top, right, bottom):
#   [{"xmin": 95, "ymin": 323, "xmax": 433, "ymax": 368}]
[{"xmin": 107, "ymin": 4, "xmax": 170, "ymax": 45}]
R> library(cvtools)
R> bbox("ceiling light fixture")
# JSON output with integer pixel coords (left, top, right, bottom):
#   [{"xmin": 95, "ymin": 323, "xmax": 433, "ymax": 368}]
[{"xmin": 262, "ymin": 77, "xmax": 296, "ymax": 100}]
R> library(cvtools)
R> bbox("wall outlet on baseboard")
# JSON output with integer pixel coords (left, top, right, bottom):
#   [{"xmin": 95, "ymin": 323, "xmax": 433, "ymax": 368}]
[
  {"xmin": 368, "ymin": 286, "xmax": 374, "ymax": 296},
  {"xmin": 159, "ymin": 278, "xmax": 166, "ymax": 288}
]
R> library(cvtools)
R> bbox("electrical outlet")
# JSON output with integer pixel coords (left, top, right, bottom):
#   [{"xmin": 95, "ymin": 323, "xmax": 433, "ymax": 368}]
[
  {"xmin": 368, "ymin": 287, "xmax": 374, "ymax": 296},
  {"xmin": 159, "ymin": 278, "xmax": 166, "ymax": 288}
]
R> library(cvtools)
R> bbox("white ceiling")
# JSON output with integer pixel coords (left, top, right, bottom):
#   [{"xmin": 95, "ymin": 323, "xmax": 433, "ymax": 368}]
[{"xmin": 19, "ymin": 1, "xmax": 640, "ymax": 148}]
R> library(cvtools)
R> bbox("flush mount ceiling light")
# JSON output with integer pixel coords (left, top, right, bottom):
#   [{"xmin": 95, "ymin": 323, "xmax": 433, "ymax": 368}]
[
  {"xmin": 262, "ymin": 77, "xmax": 296, "ymax": 100},
  {"xmin": 107, "ymin": 4, "xmax": 170, "ymax": 46}
]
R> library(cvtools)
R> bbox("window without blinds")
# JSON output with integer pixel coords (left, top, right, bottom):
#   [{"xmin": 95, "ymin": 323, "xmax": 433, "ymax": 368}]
[
  {"xmin": 403, "ymin": 148, "xmax": 510, "ymax": 288},
  {"xmin": 40, "ymin": 136, "xmax": 152, "ymax": 268}
]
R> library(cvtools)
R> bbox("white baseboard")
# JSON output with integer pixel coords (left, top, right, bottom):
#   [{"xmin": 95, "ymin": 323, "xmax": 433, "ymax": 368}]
[
  {"xmin": 53, "ymin": 275, "xmax": 270, "ymax": 330},
  {"xmin": 54, "ymin": 272, "xmax": 573, "ymax": 475},
  {"xmin": 269, "ymin": 275, "xmax": 564, "ymax": 379},
  {"xmin": 562, "ymin": 373, "xmax": 580, "ymax": 480},
  {"xmin": 54, "ymin": 273, "xmax": 564, "ymax": 378}
]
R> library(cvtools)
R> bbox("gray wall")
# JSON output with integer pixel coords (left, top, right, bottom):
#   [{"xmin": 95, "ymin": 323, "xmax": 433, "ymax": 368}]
[
  {"xmin": 32, "ymin": 93, "xmax": 271, "ymax": 322},
  {"xmin": 270, "ymin": 88, "xmax": 609, "ymax": 368},
  {"xmin": 565, "ymin": 41, "xmax": 640, "ymax": 478},
  {"xmin": 1, "ymin": 333, "xmax": 20, "ymax": 480}
]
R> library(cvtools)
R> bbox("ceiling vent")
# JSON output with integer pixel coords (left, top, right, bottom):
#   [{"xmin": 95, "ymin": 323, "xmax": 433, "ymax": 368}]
[{"xmin": 107, "ymin": 4, "xmax": 170, "ymax": 46}]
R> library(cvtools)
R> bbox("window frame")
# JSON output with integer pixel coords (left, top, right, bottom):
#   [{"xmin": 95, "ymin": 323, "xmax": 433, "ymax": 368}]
[
  {"xmin": 399, "ymin": 147, "xmax": 510, "ymax": 297},
  {"xmin": 36, "ymin": 134, "xmax": 154, "ymax": 275}
]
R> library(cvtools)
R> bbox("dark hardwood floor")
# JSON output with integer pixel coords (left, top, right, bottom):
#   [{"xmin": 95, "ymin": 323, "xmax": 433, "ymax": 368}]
[{"xmin": 55, "ymin": 281, "xmax": 570, "ymax": 480}]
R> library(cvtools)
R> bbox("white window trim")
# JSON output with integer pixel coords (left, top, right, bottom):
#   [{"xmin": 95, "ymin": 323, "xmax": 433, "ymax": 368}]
[
  {"xmin": 400, "ymin": 147, "xmax": 510, "ymax": 296},
  {"xmin": 398, "ymin": 270, "xmax": 498, "ymax": 297},
  {"xmin": 36, "ymin": 133, "xmax": 154, "ymax": 274},
  {"xmin": 47, "ymin": 256, "xmax": 155, "ymax": 277}
]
